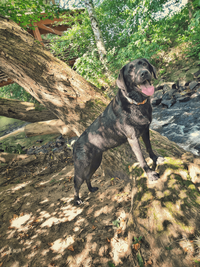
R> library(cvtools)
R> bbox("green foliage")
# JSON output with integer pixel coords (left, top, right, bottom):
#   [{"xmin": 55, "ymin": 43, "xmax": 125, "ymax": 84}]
[
  {"xmin": 186, "ymin": 1, "xmax": 200, "ymax": 58},
  {"xmin": 47, "ymin": 10, "xmax": 94, "ymax": 61},
  {"xmin": 0, "ymin": 83, "xmax": 38, "ymax": 103},
  {"xmin": 45, "ymin": 0, "xmax": 200, "ymax": 87},
  {"xmin": 108, "ymin": 262, "xmax": 115, "ymax": 267},
  {"xmin": 1, "ymin": 143, "xmax": 26, "ymax": 154},
  {"xmin": 2, "ymin": 0, "xmax": 200, "ymax": 97},
  {"xmin": 137, "ymin": 251, "xmax": 144, "ymax": 267},
  {"xmin": 0, "ymin": 0, "xmax": 62, "ymax": 30},
  {"xmin": 133, "ymin": 236, "xmax": 143, "ymax": 244},
  {"xmin": 112, "ymin": 219, "xmax": 120, "ymax": 228}
]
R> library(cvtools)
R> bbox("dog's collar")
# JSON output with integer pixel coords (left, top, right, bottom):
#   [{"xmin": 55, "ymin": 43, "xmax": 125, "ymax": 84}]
[{"xmin": 125, "ymin": 95, "xmax": 147, "ymax": 105}]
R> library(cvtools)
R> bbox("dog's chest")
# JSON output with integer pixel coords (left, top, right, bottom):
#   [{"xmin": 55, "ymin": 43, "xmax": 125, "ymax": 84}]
[{"xmin": 127, "ymin": 103, "xmax": 152, "ymax": 126}]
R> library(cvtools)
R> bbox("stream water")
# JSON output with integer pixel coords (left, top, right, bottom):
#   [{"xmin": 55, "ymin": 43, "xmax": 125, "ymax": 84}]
[{"xmin": 150, "ymin": 94, "xmax": 200, "ymax": 155}]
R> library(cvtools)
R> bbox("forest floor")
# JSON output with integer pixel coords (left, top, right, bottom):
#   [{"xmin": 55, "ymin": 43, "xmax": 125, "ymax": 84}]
[{"xmin": 1, "ymin": 130, "xmax": 200, "ymax": 267}]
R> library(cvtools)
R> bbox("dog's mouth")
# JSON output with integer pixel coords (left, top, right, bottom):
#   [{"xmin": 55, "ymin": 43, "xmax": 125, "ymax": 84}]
[{"xmin": 137, "ymin": 80, "xmax": 154, "ymax": 96}]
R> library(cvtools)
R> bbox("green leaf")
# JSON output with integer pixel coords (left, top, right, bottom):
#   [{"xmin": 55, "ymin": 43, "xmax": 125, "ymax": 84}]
[
  {"xmin": 108, "ymin": 262, "xmax": 115, "ymax": 267},
  {"xmin": 112, "ymin": 220, "xmax": 120, "ymax": 228},
  {"xmin": 165, "ymin": 246, "xmax": 173, "ymax": 250},
  {"xmin": 137, "ymin": 251, "xmax": 144, "ymax": 267}
]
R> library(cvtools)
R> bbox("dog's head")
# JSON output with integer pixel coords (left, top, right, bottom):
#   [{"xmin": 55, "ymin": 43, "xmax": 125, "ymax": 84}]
[{"xmin": 116, "ymin": 58, "xmax": 157, "ymax": 97}]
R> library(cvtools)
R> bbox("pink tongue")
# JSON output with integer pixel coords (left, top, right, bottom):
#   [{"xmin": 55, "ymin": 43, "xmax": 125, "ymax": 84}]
[{"xmin": 140, "ymin": 84, "xmax": 154, "ymax": 96}]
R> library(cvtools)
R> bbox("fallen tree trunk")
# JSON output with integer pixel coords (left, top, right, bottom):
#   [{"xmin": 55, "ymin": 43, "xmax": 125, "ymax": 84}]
[
  {"xmin": 0, "ymin": 98, "xmax": 57, "ymax": 122},
  {"xmin": 24, "ymin": 119, "xmax": 76, "ymax": 137},
  {"xmin": 0, "ymin": 16, "xmax": 109, "ymax": 136},
  {"xmin": 0, "ymin": 152, "xmax": 30, "ymax": 163}
]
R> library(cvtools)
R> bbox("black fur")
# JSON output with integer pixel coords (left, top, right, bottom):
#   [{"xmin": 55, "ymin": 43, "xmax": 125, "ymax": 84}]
[{"xmin": 73, "ymin": 58, "xmax": 163, "ymax": 205}]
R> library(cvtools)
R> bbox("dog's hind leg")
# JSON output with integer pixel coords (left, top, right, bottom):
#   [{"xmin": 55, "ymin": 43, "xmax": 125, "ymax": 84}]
[
  {"xmin": 86, "ymin": 152, "xmax": 103, "ymax": 193},
  {"xmin": 74, "ymin": 152, "xmax": 103, "ymax": 205},
  {"xmin": 74, "ymin": 174, "xmax": 84, "ymax": 205}
]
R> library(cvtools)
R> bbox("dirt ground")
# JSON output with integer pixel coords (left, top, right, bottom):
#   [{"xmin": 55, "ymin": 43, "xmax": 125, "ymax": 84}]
[
  {"xmin": 1, "ymin": 131, "xmax": 200, "ymax": 267},
  {"xmin": 0, "ymin": 139, "xmax": 141, "ymax": 267}
]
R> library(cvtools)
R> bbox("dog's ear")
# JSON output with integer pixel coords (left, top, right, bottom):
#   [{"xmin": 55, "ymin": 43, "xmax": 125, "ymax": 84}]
[
  {"xmin": 116, "ymin": 66, "xmax": 128, "ymax": 91},
  {"xmin": 142, "ymin": 58, "xmax": 157, "ymax": 79}
]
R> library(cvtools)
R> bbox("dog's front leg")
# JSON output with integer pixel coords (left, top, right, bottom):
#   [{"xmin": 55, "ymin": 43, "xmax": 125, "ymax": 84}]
[
  {"xmin": 128, "ymin": 137, "xmax": 159, "ymax": 181},
  {"xmin": 141, "ymin": 128, "xmax": 165, "ymax": 170}
]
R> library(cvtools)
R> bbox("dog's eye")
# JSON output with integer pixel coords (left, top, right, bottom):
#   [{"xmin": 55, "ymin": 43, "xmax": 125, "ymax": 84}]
[
  {"xmin": 143, "ymin": 62, "xmax": 147, "ymax": 66},
  {"xmin": 129, "ymin": 64, "xmax": 134, "ymax": 69}
]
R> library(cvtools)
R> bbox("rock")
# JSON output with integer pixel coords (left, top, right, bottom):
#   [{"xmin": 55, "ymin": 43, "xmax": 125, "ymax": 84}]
[
  {"xmin": 177, "ymin": 80, "xmax": 186, "ymax": 88},
  {"xmin": 151, "ymin": 90, "xmax": 163, "ymax": 106},
  {"xmin": 178, "ymin": 85, "xmax": 185, "ymax": 92},
  {"xmin": 162, "ymin": 92, "xmax": 170, "ymax": 101},
  {"xmin": 56, "ymin": 135, "xmax": 65, "ymax": 147},
  {"xmin": 163, "ymin": 84, "xmax": 171, "ymax": 92},
  {"xmin": 162, "ymin": 88, "xmax": 176, "ymax": 101},
  {"xmin": 194, "ymin": 70, "xmax": 200, "ymax": 78},
  {"xmin": 172, "ymin": 83, "xmax": 177, "ymax": 89},
  {"xmin": 155, "ymin": 85, "xmax": 163, "ymax": 91},
  {"xmin": 189, "ymin": 81, "xmax": 199, "ymax": 90},
  {"xmin": 161, "ymin": 98, "xmax": 176, "ymax": 108},
  {"xmin": 176, "ymin": 96, "xmax": 191, "ymax": 102}
]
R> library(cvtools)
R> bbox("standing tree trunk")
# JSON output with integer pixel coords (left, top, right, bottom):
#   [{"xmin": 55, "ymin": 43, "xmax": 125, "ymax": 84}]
[
  {"xmin": 187, "ymin": 0, "xmax": 194, "ymax": 19},
  {"xmin": 84, "ymin": 0, "xmax": 107, "ymax": 61},
  {"xmin": 0, "ymin": 16, "xmax": 109, "ymax": 136}
]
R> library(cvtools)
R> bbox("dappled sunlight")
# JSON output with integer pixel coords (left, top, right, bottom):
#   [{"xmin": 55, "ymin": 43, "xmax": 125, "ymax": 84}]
[
  {"xmin": 10, "ymin": 213, "xmax": 31, "ymax": 229},
  {"xmin": 110, "ymin": 237, "xmax": 129, "ymax": 265},
  {"xmin": 41, "ymin": 216, "xmax": 60, "ymax": 228},
  {"xmin": 60, "ymin": 205, "xmax": 83, "ymax": 221},
  {"xmin": 94, "ymin": 204, "xmax": 114, "ymax": 217},
  {"xmin": 10, "ymin": 181, "xmax": 32, "ymax": 192},
  {"xmin": 40, "ymin": 198, "xmax": 49, "ymax": 204},
  {"xmin": 50, "ymin": 236, "xmax": 75, "ymax": 253}
]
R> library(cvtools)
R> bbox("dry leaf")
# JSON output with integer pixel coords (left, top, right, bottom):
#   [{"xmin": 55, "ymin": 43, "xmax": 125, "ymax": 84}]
[
  {"xmin": 107, "ymin": 238, "xmax": 111, "ymax": 243},
  {"xmin": 92, "ymin": 225, "xmax": 96, "ymax": 230},
  {"xmin": 133, "ymin": 242, "xmax": 140, "ymax": 251},
  {"xmin": 145, "ymin": 259, "xmax": 153, "ymax": 265},
  {"xmin": 67, "ymin": 245, "xmax": 74, "ymax": 251},
  {"xmin": 117, "ymin": 227, "xmax": 122, "ymax": 234}
]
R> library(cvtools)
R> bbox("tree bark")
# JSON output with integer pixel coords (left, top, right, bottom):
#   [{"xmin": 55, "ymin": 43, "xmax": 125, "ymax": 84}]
[
  {"xmin": 85, "ymin": 0, "xmax": 107, "ymax": 60},
  {"xmin": 187, "ymin": 0, "xmax": 194, "ymax": 19},
  {"xmin": 0, "ymin": 17, "xmax": 109, "ymax": 136},
  {"xmin": 0, "ymin": 98, "xmax": 57, "ymax": 122},
  {"xmin": 24, "ymin": 119, "xmax": 76, "ymax": 137}
]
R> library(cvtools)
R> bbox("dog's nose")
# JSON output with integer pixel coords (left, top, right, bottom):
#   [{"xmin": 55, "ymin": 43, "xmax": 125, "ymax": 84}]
[{"xmin": 141, "ymin": 70, "xmax": 148, "ymax": 78}]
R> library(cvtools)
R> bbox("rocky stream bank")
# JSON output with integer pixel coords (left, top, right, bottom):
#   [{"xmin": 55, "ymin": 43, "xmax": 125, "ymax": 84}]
[{"xmin": 151, "ymin": 68, "xmax": 200, "ymax": 155}]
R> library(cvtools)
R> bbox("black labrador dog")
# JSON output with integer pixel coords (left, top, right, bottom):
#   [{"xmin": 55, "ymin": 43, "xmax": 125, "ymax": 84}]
[{"xmin": 73, "ymin": 58, "xmax": 163, "ymax": 204}]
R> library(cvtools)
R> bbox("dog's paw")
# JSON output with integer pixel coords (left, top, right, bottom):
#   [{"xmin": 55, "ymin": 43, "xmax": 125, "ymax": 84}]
[
  {"xmin": 74, "ymin": 198, "xmax": 84, "ymax": 205},
  {"xmin": 89, "ymin": 186, "xmax": 99, "ymax": 193},
  {"xmin": 148, "ymin": 171, "xmax": 160, "ymax": 182},
  {"xmin": 157, "ymin": 157, "xmax": 165, "ymax": 164}
]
